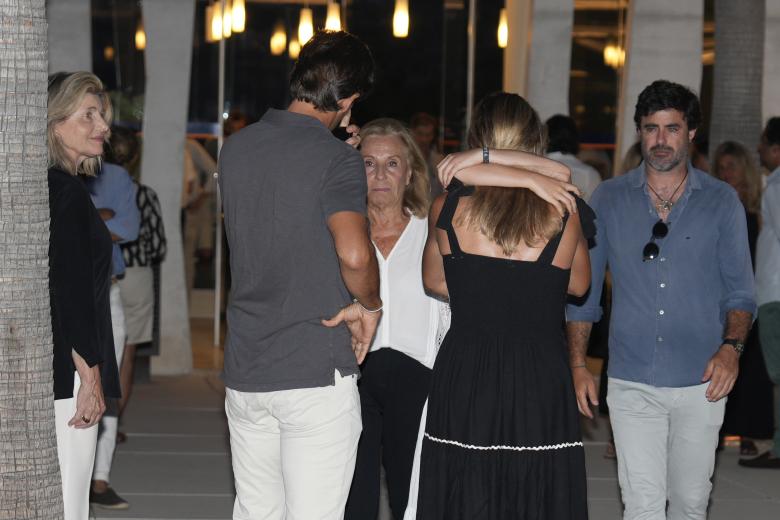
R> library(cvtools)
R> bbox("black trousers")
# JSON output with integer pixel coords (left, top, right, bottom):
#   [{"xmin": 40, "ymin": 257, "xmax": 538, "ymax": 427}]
[{"xmin": 345, "ymin": 348, "xmax": 432, "ymax": 520}]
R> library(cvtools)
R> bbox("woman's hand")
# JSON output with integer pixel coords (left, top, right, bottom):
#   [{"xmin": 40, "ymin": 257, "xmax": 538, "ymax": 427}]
[
  {"xmin": 437, "ymin": 149, "xmax": 483, "ymax": 188},
  {"xmin": 69, "ymin": 350, "xmax": 106, "ymax": 428},
  {"xmin": 526, "ymin": 173, "xmax": 581, "ymax": 218},
  {"xmin": 345, "ymin": 124, "xmax": 362, "ymax": 148},
  {"xmin": 69, "ymin": 365, "xmax": 105, "ymax": 428}
]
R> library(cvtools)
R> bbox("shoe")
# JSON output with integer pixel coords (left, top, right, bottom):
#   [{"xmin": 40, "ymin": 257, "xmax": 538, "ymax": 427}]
[
  {"xmin": 740, "ymin": 439, "xmax": 758, "ymax": 456},
  {"xmin": 738, "ymin": 451, "xmax": 780, "ymax": 469},
  {"xmin": 90, "ymin": 486, "xmax": 130, "ymax": 509}
]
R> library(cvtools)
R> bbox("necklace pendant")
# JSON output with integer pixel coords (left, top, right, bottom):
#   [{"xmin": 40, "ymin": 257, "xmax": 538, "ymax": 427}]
[{"xmin": 657, "ymin": 200, "xmax": 673, "ymax": 212}]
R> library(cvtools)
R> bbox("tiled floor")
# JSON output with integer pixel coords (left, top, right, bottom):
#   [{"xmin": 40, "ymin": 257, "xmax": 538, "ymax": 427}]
[{"xmin": 92, "ymin": 321, "xmax": 780, "ymax": 519}]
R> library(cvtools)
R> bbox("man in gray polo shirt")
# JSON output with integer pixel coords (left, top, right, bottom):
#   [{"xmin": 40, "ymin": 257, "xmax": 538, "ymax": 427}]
[{"xmin": 218, "ymin": 31, "xmax": 381, "ymax": 519}]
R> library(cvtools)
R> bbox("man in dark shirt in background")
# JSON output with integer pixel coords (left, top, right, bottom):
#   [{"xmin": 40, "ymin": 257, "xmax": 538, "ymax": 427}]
[{"xmin": 218, "ymin": 31, "xmax": 381, "ymax": 519}]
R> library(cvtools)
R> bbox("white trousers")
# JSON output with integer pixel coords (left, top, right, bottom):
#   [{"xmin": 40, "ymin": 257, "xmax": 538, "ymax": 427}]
[
  {"xmin": 608, "ymin": 378, "xmax": 726, "ymax": 520},
  {"xmin": 225, "ymin": 371, "xmax": 362, "ymax": 520},
  {"xmin": 55, "ymin": 373, "xmax": 99, "ymax": 520},
  {"xmin": 93, "ymin": 284, "xmax": 125, "ymax": 482}
]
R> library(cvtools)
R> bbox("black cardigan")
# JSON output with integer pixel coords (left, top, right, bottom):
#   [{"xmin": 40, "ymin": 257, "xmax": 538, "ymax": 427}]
[{"xmin": 48, "ymin": 167, "xmax": 120, "ymax": 400}]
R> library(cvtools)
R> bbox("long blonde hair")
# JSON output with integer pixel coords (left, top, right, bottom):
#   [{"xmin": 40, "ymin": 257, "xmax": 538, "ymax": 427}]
[
  {"xmin": 360, "ymin": 118, "xmax": 431, "ymax": 218},
  {"xmin": 47, "ymin": 71, "xmax": 113, "ymax": 176},
  {"xmin": 462, "ymin": 92, "xmax": 560, "ymax": 255},
  {"xmin": 712, "ymin": 141, "xmax": 762, "ymax": 213}
]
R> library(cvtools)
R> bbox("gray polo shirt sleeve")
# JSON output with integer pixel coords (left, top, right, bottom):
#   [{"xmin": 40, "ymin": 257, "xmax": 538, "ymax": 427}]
[{"xmin": 321, "ymin": 148, "xmax": 368, "ymax": 218}]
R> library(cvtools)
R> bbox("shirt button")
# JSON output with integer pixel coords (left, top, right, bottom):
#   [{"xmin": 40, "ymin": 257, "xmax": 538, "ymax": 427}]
[
  {"xmin": 657, "ymin": 336, "xmax": 664, "ymax": 342},
  {"xmin": 659, "ymin": 309, "xmax": 665, "ymax": 315},
  {"xmin": 660, "ymin": 257, "xmax": 666, "ymax": 262},
  {"xmin": 660, "ymin": 283, "xmax": 666, "ymax": 288}
]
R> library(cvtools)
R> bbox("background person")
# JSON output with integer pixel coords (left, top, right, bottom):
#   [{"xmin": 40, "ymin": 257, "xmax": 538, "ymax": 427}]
[
  {"xmin": 712, "ymin": 141, "xmax": 774, "ymax": 456},
  {"xmin": 742, "ymin": 117, "xmax": 780, "ymax": 469},
  {"xmin": 47, "ymin": 70, "xmax": 121, "ymax": 520},
  {"xmin": 545, "ymin": 114, "xmax": 602, "ymax": 201}
]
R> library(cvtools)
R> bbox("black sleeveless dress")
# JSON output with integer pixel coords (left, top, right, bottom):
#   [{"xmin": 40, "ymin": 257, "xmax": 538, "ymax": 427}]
[{"xmin": 416, "ymin": 181, "xmax": 593, "ymax": 519}]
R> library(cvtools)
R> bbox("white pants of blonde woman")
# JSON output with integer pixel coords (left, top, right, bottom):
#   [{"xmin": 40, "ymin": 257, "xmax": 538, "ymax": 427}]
[
  {"xmin": 93, "ymin": 284, "xmax": 125, "ymax": 482},
  {"xmin": 55, "ymin": 373, "xmax": 99, "ymax": 520},
  {"xmin": 607, "ymin": 378, "xmax": 726, "ymax": 520},
  {"xmin": 225, "ymin": 371, "xmax": 362, "ymax": 520}
]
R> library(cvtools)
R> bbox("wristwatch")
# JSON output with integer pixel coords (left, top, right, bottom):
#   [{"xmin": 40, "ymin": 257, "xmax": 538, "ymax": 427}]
[{"xmin": 722, "ymin": 338, "xmax": 745, "ymax": 355}]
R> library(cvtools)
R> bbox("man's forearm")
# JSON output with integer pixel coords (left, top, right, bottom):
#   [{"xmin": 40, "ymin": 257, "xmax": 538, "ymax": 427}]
[
  {"xmin": 341, "ymin": 250, "xmax": 382, "ymax": 310},
  {"xmin": 566, "ymin": 321, "xmax": 593, "ymax": 367},
  {"xmin": 723, "ymin": 309, "xmax": 752, "ymax": 343}
]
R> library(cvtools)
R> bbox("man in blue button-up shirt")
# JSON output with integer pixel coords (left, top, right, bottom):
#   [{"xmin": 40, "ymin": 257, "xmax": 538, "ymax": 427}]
[{"xmin": 567, "ymin": 80, "xmax": 755, "ymax": 519}]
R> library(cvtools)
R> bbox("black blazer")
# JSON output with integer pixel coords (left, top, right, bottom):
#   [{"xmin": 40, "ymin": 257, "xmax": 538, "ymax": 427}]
[{"xmin": 48, "ymin": 167, "xmax": 120, "ymax": 400}]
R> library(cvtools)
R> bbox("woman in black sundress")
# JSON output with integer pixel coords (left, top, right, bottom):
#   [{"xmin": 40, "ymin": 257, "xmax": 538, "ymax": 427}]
[{"xmin": 416, "ymin": 92, "xmax": 594, "ymax": 519}]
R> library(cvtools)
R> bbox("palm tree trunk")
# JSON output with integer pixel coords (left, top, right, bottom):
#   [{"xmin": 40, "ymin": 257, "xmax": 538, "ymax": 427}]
[
  {"xmin": 0, "ymin": 1, "xmax": 63, "ymax": 518},
  {"xmin": 709, "ymin": 0, "xmax": 765, "ymax": 162}
]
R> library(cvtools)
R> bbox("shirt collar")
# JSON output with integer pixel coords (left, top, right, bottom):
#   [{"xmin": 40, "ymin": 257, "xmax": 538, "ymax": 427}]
[
  {"xmin": 262, "ymin": 108, "xmax": 328, "ymax": 130},
  {"xmin": 629, "ymin": 160, "xmax": 703, "ymax": 190}
]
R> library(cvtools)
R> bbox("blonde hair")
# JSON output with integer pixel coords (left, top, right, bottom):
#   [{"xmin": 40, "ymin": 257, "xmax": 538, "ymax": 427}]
[
  {"xmin": 48, "ymin": 71, "xmax": 113, "ymax": 176},
  {"xmin": 712, "ymin": 141, "xmax": 762, "ymax": 213},
  {"xmin": 359, "ymin": 118, "xmax": 431, "ymax": 218},
  {"xmin": 463, "ymin": 92, "xmax": 560, "ymax": 255}
]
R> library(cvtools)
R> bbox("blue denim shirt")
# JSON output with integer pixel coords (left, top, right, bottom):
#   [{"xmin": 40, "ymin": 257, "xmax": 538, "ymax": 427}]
[
  {"xmin": 566, "ymin": 163, "xmax": 756, "ymax": 387},
  {"xmin": 85, "ymin": 163, "xmax": 140, "ymax": 277}
]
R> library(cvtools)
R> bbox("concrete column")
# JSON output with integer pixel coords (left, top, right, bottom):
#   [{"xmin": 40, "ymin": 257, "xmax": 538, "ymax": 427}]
[
  {"xmin": 764, "ymin": 0, "xmax": 780, "ymax": 122},
  {"xmin": 614, "ymin": 1, "xmax": 703, "ymax": 174},
  {"xmin": 47, "ymin": 0, "xmax": 91, "ymax": 73},
  {"xmin": 141, "ymin": 0, "xmax": 195, "ymax": 375},
  {"xmin": 526, "ymin": 0, "xmax": 574, "ymax": 120}
]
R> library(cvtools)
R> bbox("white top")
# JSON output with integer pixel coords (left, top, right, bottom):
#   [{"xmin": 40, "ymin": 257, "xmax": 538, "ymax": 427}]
[
  {"xmin": 546, "ymin": 151, "xmax": 602, "ymax": 202},
  {"xmin": 370, "ymin": 216, "xmax": 443, "ymax": 369},
  {"xmin": 756, "ymin": 167, "xmax": 780, "ymax": 306}
]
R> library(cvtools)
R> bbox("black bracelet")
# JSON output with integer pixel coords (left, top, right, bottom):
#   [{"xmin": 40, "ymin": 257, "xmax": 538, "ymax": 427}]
[{"xmin": 482, "ymin": 146, "xmax": 489, "ymax": 164}]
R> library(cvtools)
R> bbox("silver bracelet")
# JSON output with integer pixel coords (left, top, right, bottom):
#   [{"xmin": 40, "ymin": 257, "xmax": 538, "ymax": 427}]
[{"xmin": 353, "ymin": 298, "xmax": 382, "ymax": 313}]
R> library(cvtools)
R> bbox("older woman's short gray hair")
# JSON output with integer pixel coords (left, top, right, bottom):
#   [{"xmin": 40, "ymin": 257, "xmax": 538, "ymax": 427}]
[{"xmin": 47, "ymin": 71, "xmax": 113, "ymax": 176}]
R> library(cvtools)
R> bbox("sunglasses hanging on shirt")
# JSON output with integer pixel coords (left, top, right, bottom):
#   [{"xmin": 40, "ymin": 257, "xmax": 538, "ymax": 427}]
[{"xmin": 642, "ymin": 220, "xmax": 669, "ymax": 262}]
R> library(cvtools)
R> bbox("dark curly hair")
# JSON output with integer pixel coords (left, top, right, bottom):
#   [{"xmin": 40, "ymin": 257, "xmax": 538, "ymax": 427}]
[
  {"xmin": 289, "ymin": 31, "xmax": 374, "ymax": 112},
  {"xmin": 634, "ymin": 80, "xmax": 701, "ymax": 131},
  {"xmin": 765, "ymin": 117, "xmax": 780, "ymax": 147}
]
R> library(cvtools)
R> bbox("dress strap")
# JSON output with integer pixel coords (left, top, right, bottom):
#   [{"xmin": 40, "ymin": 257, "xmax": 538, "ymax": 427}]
[
  {"xmin": 536, "ymin": 213, "xmax": 570, "ymax": 265},
  {"xmin": 435, "ymin": 180, "xmax": 473, "ymax": 256}
]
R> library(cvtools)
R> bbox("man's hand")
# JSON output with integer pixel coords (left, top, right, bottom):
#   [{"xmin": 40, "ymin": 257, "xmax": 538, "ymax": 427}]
[
  {"xmin": 526, "ymin": 173, "xmax": 580, "ymax": 217},
  {"xmin": 322, "ymin": 302, "xmax": 381, "ymax": 364},
  {"xmin": 572, "ymin": 366, "xmax": 599, "ymax": 419},
  {"xmin": 69, "ymin": 366, "xmax": 105, "ymax": 429},
  {"xmin": 702, "ymin": 344, "xmax": 739, "ymax": 402},
  {"xmin": 345, "ymin": 124, "xmax": 361, "ymax": 148}
]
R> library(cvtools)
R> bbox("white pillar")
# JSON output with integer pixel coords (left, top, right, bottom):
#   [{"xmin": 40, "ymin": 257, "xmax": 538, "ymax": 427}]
[
  {"xmin": 764, "ymin": 0, "xmax": 780, "ymax": 122},
  {"xmin": 141, "ymin": 0, "xmax": 195, "ymax": 375},
  {"xmin": 526, "ymin": 0, "xmax": 574, "ymax": 120},
  {"xmin": 614, "ymin": 1, "xmax": 703, "ymax": 174},
  {"xmin": 47, "ymin": 0, "xmax": 91, "ymax": 73},
  {"xmin": 502, "ymin": 0, "xmax": 533, "ymax": 97}
]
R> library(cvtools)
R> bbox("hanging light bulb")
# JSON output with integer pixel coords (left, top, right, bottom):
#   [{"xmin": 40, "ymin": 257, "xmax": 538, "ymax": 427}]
[
  {"xmin": 232, "ymin": 0, "xmax": 245, "ymax": 33},
  {"xmin": 603, "ymin": 40, "xmax": 625, "ymax": 69},
  {"xmin": 223, "ymin": 0, "xmax": 233, "ymax": 39},
  {"xmin": 270, "ymin": 22, "xmax": 287, "ymax": 56},
  {"xmin": 104, "ymin": 45, "xmax": 115, "ymax": 61},
  {"xmin": 135, "ymin": 20, "xmax": 146, "ymax": 50},
  {"xmin": 298, "ymin": 7, "xmax": 313, "ymax": 45},
  {"xmin": 289, "ymin": 38, "xmax": 301, "ymax": 60},
  {"xmin": 210, "ymin": 2, "xmax": 223, "ymax": 42},
  {"xmin": 205, "ymin": 3, "xmax": 215, "ymax": 42},
  {"xmin": 497, "ymin": 8, "xmax": 508, "ymax": 49},
  {"xmin": 393, "ymin": 0, "xmax": 409, "ymax": 38},
  {"xmin": 325, "ymin": 1, "xmax": 341, "ymax": 31}
]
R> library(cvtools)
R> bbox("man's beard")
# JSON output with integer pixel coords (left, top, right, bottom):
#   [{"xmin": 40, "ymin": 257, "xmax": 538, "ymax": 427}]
[{"xmin": 643, "ymin": 144, "xmax": 687, "ymax": 172}]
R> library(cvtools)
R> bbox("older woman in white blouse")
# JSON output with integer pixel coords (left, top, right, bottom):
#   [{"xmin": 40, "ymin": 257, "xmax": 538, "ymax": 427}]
[{"xmin": 344, "ymin": 118, "xmax": 439, "ymax": 520}]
